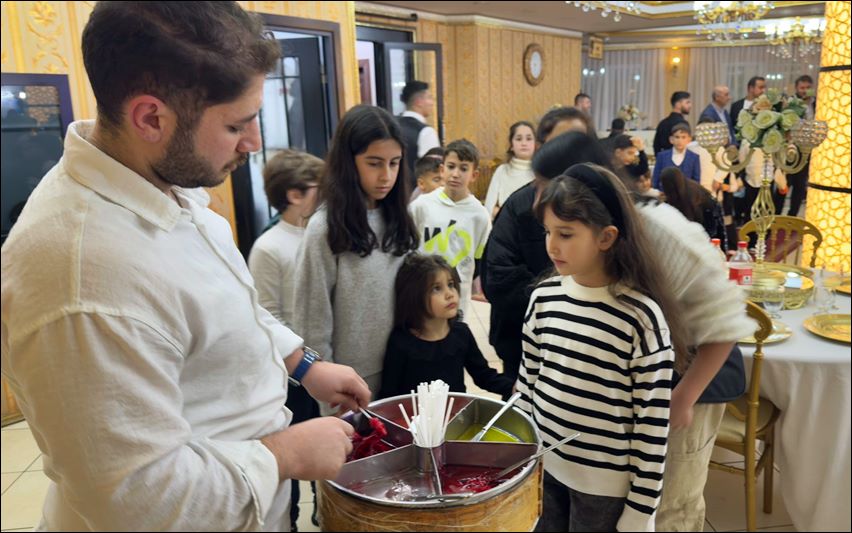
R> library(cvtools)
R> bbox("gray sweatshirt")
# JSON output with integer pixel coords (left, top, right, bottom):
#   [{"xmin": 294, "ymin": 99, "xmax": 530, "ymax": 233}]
[{"xmin": 291, "ymin": 207, "xmax": 407, "ymax": 392}]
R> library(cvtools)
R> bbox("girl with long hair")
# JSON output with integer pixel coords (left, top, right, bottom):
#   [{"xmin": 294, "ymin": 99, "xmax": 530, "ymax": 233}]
[
  {"xmin": 292, "ymin": 105, "xmax": 419, "ymax": 400},
  {"xmin": 518, "ymin": 163, "xmax": 684, "ymax": 532}
]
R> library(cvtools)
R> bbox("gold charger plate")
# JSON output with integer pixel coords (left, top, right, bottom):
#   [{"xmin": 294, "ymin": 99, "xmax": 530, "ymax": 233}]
[
  {"xmin": 803, "ymin": 314, "xmax": 851, "ymax": 344},
  {"xmin": 739, "ymin": 320, "xmax": 793, "ymax": 345},
  {"xmin": 837, "ymin": 279, "xmax": 851, "ymax": 296}
]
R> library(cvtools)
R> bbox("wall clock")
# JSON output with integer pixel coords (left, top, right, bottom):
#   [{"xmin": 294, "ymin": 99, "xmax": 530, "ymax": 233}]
[{"xmin": 523, "ymin": 43, "xmax": 544, "ymax": 86}]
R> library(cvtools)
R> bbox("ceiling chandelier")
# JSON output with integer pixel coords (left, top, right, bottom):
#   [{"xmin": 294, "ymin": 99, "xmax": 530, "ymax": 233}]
[
  {"xmin": 693, "ymin": 1, "xmax": 775, "ymax": 42},
  {"xmin": 766, "ymin": 17, "xmax": 823, "ymax": 59},
  {"xmin": 568, "ymin": 2, "xmax": 642, "ymax": 23}
]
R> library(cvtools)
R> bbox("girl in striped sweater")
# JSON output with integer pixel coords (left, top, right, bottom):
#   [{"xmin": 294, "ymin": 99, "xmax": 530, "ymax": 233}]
[{"xmin": 517, "ymin": 163, "xmax": 688, "ymax": 532}]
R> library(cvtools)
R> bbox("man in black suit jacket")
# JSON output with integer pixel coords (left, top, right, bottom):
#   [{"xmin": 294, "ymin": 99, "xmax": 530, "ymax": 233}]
[
  {"xmin": 653, "ymin": 91, "xmax": 691, "ymax": 155},
  {"xmin": 730, "ymin": 76, "xmax": 767, "ymax": 126}
]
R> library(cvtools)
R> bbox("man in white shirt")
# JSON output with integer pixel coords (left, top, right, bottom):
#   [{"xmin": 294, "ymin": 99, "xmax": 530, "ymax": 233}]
[
  {"xmin": 399, "ymin": 80, "xmax": 441, "ymax": 189},
  {"xmin": 0, "ymin": 3, "xmax": 369, "ymax": 531}
]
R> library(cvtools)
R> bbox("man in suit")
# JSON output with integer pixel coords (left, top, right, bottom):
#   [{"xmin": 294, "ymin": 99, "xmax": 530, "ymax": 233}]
[
  {"xmin": 774, "ymin": 74, "xmax": 816, "ymax": 216},
  {"xmin": 653, "ymin": 91, "xmax": 691, "ymax": 155},
  {"xmin": 700, "ymin": 85, "xmax": 735, "ymax": 145},
  {"xmin": 730, "ymin": 76, "xmax": 766, "ymax": 126}
]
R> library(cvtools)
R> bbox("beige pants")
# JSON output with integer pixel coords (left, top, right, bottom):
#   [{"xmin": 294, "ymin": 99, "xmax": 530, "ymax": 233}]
[{"xmin": 656, "ymin": 402, "xmax": 726, "ymax": 532}]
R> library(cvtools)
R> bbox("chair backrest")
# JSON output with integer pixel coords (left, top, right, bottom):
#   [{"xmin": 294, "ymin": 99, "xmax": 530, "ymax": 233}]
[
  {"xmin": 744, "ymin": 301, "xmax": 772, "ymax": 430},
  {"xmin": 739, "ymin": 215, "xmax": 823, "ymax": 267}
]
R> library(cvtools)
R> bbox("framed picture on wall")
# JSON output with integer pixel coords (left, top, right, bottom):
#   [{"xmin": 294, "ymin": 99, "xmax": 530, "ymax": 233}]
[{"xmin": 588, "ymin": 36, "xmax": 604, "ymax": 60}]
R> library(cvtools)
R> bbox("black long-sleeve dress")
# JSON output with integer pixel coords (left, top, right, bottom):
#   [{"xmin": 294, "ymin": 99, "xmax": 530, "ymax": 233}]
[{"xmin": 379, "ymin": 321, "xmax": 514, "ymax": 399}]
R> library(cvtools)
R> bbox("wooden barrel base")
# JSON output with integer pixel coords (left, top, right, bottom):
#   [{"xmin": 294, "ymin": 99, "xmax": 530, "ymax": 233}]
[{"xmin": 318, "ymin": 462, "xmax": 542, "ymax": 532}]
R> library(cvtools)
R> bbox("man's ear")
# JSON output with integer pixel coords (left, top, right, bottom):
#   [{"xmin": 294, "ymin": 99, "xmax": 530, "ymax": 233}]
[
  {"xmin": 598, "ymin": 225, "xmax": 619, "ymax": 252},
  {"xmin": 126, "ymin": 95, "xmax": 173, "ymax": 144}
]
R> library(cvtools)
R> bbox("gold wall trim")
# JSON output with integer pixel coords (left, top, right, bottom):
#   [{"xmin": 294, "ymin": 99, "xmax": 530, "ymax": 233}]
[
  {"xmin": 66, "ymin": 3, "xmax": 89, "ymax": 118},
  {"xmin": 6, "ymin": 2, "xmax": 26, "ymax": 71}
]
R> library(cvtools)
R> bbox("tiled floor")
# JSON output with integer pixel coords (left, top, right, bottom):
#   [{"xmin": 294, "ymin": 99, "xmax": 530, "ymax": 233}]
[{"xmin": 0, "ymin": 300, "xmax": 797, "ymax": 532}]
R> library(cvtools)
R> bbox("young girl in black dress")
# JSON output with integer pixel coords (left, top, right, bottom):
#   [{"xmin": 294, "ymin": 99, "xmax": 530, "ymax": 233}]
[{"xmin": 379, "ymin": 254, "xmax": 513, "ymax": 399}]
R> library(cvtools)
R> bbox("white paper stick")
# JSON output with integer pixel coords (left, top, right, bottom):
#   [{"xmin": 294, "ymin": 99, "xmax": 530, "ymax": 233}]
[{"xmin": 399, "ymin": 403, "xmax": 412, "ymax": 429}]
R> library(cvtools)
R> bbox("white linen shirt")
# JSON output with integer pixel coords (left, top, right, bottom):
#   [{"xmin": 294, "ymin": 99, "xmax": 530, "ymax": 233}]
[{"xmin": 0, "ymin": 120, "xmax": 302, "ymax": 531}]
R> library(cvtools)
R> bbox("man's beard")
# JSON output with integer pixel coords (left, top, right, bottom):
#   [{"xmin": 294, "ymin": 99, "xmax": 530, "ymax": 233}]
[{"xmin": 151, "ymin": 124, "xmax": 248, "ymax": 189}]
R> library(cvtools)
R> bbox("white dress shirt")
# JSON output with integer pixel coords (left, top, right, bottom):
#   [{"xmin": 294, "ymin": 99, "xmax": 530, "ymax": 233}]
[
  {"xmin": 401, "ymin": 110, "xmax": 441, "ymax": 157},
  {"xmin": 1, "ymin": 121, "xmax": 302, "ymax": 531}
]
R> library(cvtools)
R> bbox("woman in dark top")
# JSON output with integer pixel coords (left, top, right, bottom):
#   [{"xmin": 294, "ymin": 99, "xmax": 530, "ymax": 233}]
[
  {"xmin": 379, "ymin": 254, "xmax": 513, "ymax": 399},
  {"xmin": 659, "ymin": 167, "xmax": 727, "ymax": 249}
]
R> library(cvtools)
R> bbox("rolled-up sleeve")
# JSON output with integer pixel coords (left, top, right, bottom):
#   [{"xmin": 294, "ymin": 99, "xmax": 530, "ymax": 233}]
[{"xmin": 5, "ymin": 312, "xmax": 281, "ymax": 531}]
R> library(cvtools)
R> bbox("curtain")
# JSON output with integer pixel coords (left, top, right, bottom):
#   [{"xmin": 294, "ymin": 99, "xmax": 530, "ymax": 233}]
[
  {"xmin": 686, "ymin": 44, "xmax": 821, "ymax": 129},
  {"xmin": 581, "ymin": 49, "xmax": 669, "ymax": 133}
]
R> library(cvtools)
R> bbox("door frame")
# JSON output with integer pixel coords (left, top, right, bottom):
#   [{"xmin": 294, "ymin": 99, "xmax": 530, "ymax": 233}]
[{"xmin": 382, "ymin": 42, "xmax": 444, "ymax": 141}]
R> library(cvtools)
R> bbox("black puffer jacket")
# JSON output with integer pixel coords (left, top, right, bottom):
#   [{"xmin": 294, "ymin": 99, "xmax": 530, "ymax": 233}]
[{"xmin": 480, "ymin": 183, "xmax": 552, "ymax": 379}]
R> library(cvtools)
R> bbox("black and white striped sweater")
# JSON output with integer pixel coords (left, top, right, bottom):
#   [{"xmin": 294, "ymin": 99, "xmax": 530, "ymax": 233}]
[{"xmin": 516, "ymin": 275, "xmax": 674, "ymax": 532}]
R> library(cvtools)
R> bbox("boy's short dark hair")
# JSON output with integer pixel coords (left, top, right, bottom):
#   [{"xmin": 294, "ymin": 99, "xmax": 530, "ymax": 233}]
[
  {"xmin": 671, "ymin": 91, "xmax": 691, "ymax": 108},
  {"xmin": 82, "ymin": 2, "xmax": 279, "ymax": 132},
  {"xmin": 263, "ymin": 150, "xmax": 324, "ymax": 212},
  {"xmin": 401, "ymin": 81, "xmax": 429, "ymax": 106},
  {"xmin": 574, "ymin": 92, "xmax": 591, "ymax": 105},
  {"xmin": 536, "ymin": 106, "xmax": 595, "ymax": 144},
  {"xmin": 414, "ymin": 151, "xmax": 444, "ymax": 180},
  {"xmin": 670, "ymin": 123, "xmax": 692, "ymax": 137},
  {"xmin": 445, "ymin": 139, "xmax": 479, "ymax": 167},
  {"xmin": 612, "ymin": 134, "xmax": 635, "ymax": 151},
  {"xmin": 611, "ymin": 118, "xmax": 625, "ymax": 130}
]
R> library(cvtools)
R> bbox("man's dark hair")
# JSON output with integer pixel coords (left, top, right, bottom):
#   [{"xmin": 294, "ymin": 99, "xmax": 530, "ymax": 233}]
[
  {"xmin": 671, "ymin": 91, "xmax": 691, "ymax": 108},
  {"xmin": 82, "ymin": 2, "xmax": 279, "ymax": 132},
  {"xmin": 574, "ymin": 93, "xmax": 591, "ymax": 105},
  {"xmin": 671, "ymin": 123, "xmax": 692, "ymax": 137},
  {"xmin": 795, "ymin": 74, "xmax": 814, "ymax": 86},
  {"xmin": 747, "ymin": 76, "xmax": 766, "ymax": 90},
  {"xmin": 445, "ymin": 139, "xmax": 479, "ymax": 168},
  {"xmin": 611, "ymin": 118, "xmax": 625, "ymax": 131},
  {"xmin": 401, "ymin": 81, "xmax": 429, "ymax": 107}
]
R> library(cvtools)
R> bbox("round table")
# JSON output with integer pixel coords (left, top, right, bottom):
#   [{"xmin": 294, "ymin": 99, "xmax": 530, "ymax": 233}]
[{"xmin": 739, "ymin": 294, "xmax": 851, "ymax": 532}]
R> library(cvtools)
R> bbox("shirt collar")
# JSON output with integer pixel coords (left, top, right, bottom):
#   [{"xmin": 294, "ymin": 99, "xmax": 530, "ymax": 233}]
[
  {"xmin": 401, "ymin": 110, "xmax": 427, "ymax": 124},
  {"xmin": 63, "ymin": 120, "xmax": 201, "ymax": 232},
  {"xmin": 711, "ymin": 102, "xmax": 727, "ymax": 117}
]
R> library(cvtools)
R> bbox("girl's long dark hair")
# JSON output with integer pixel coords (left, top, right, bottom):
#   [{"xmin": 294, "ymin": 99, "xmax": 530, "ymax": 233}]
[
  {"xmin": 321, "ymin": 104, "xmax": 419, "ymax": 257},
  {"xmin": 660, "ymin": 167, "xmax": 701, "ymax": 224},
  {"xmin": 534, "ymin": 165, "xmax": 690, "ymax": 371},
  {"xmin": 394, "ymin": 254, "xmax": 461, "ymax": 332}
]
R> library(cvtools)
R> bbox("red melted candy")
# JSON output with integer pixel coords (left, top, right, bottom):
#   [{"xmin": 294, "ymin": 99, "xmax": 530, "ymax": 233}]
[
  {"xmin": 348, "ymin": 418, "xmax": 392, "ymax": 461},
  {"xmin": 439, "ymin": 465, "xmax": 507, "ymax": 494}
]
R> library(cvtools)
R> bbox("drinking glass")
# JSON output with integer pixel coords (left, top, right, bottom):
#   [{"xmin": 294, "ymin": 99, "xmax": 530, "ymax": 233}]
[
  {"xmin": 762, "ymin": 285, "xmax": 785, "ymax": 320},
  {"xmin": 813, "ymin": 269, "xmax": 833, "ymax": 314}
]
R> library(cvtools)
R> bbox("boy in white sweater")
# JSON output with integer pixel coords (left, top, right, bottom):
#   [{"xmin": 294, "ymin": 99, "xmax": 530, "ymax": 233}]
[{"xmin": 410, "ymin": 139, "xmax": 491, "ymax": 319}]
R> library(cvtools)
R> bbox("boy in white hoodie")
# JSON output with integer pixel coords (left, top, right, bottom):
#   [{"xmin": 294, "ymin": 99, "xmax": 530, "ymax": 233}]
[{"xmin": 409, "ymin": 139, "xmax": 491, "ymax": 319}]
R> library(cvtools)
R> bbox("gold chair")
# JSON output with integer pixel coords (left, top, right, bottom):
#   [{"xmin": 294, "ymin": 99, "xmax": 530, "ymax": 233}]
[
  {"xmin": 739, "ymin": 215, "xmax": 823, "ymax": 267},
  {"xmin": 709, "ymin": 301, "xmax": 782, "ymax": 532}
]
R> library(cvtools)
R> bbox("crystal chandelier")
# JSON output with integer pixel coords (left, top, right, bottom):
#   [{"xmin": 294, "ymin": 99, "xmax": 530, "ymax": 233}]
[
  {"xmin": 694, "ymin": 1, "xmax": 774, "ymax": 42},
  {"xmin": 767, "ymin": 17, "xmax": 823, "ymax": 59},
  {"xmin": 569, "ymin": 2, "xmax": 642, "ymax": 23}
]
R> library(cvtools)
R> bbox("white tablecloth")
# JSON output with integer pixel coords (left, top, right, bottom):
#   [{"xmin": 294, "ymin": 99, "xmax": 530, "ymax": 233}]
[{"xmin": 739, "ymin": 295, "xmax": 851, "ymax": 532}]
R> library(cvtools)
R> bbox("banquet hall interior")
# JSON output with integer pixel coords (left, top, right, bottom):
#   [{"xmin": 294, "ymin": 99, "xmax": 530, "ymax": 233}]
[{"xmin": 1, "ymin": 1, "xmax": 850, "ymax": 532}]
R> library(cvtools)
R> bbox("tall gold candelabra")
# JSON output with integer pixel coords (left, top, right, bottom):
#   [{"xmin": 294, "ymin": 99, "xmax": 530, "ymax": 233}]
[{"xmin": 695, "ymin": 120, "xmax": 828, "ymax": 264}]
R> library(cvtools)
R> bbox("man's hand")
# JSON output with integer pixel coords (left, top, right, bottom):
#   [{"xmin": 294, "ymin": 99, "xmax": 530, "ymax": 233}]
[
  {"xmin": 301, "ymin": 361, "xmax": 371, "ymax": 414},
  {"xmin": 630, "ymin": 136, "xmax": 645, "ymax": 152},
  {"xmin": 261, "ymin": 417, "xmax": 354, "ymax": 481},
  {"xmin": 669, "ymin": 387, "xmax": 695, "ymax": 430}
]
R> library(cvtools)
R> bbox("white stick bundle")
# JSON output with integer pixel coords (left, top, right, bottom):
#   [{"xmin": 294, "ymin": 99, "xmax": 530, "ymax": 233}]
[{"xmin": 407, "ymin": 380, "xmax": 452, "ymax": 448}]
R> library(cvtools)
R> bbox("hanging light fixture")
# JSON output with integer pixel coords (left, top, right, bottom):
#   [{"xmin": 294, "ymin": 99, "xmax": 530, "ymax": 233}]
[
  {"xmin": 766, "ymin": 17, "xmax": 824, "ymax": 59},
  {"xmin": 568, "ymin": 1, "xmax": 642, "ymax": 23},
  {"xmin": 693, "ymin": 1, "xmax": 775, "ymax": 42}
]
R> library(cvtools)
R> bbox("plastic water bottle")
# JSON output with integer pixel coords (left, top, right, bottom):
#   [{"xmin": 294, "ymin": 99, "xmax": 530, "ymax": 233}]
[
  {"xmin": 711, "ymin": 238, "xmax": 727, "ymax": 263},
  {"xmin": 729, "ymin": 241, "xmax": 753, "ymax": 285}
]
